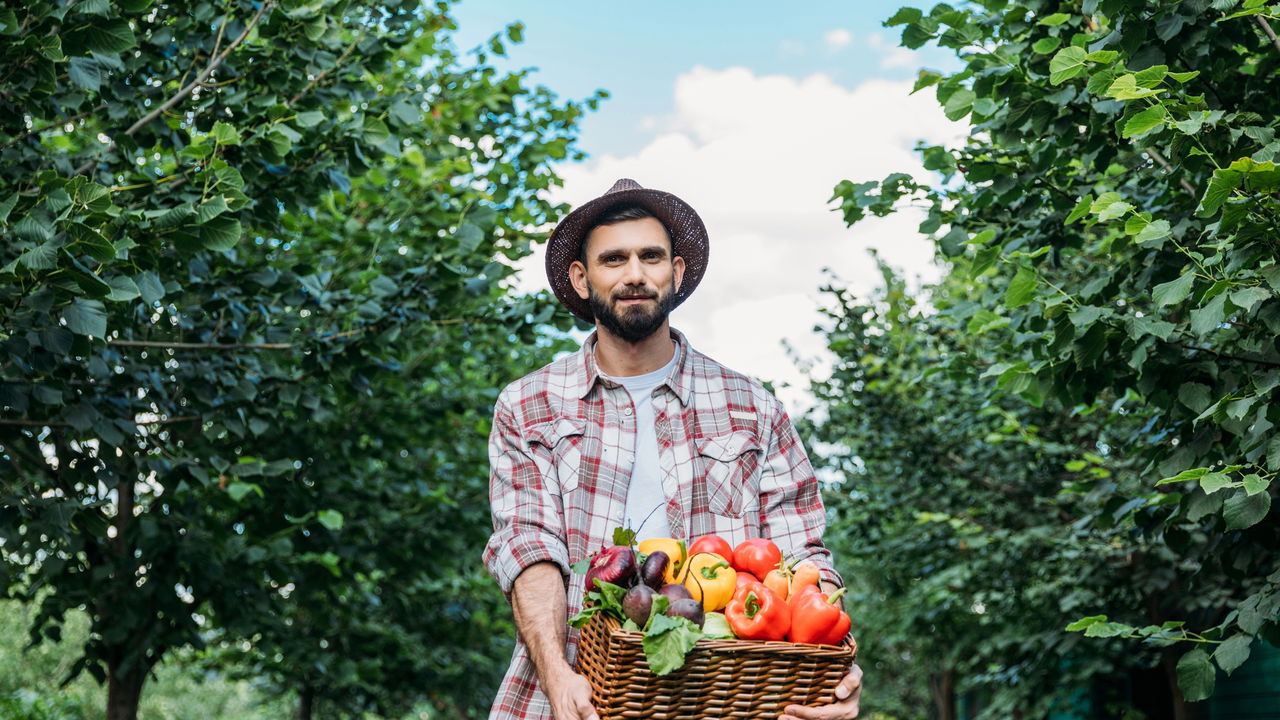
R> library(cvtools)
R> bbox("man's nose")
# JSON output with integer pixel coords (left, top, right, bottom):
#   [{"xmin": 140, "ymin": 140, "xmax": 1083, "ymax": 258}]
[{"xmin": 621, "ymin": 254, "xmax": 646, "ymax": 283}]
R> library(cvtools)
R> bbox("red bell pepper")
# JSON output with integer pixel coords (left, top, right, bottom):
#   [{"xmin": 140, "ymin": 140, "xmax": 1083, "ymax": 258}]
[
  {"xmin": 787, "ymin": 586, "xmax": 851, "ymax": 646},
  {"xmin": 732, "ymin": 538, "xmax": 782, "ymax": 580},
  {"xmin": 725, "ymin": 582, "xmax": 790, "ymax": 641}
]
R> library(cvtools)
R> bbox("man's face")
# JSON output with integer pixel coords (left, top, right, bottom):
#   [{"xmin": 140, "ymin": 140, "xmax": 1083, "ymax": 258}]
[{"xmin": 569, "ymin": 217, "xmax": 686, "ymax": 344}]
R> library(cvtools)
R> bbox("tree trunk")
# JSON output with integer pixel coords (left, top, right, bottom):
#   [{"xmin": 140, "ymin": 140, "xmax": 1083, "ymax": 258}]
[
  {"xmin": 1161, "ymin": 646, "xmax": 1199, "ymax": 720},
  {"xmin": 106, "ymin": 663, "xmax": 146, "ymax": 720},
  {"xmin": 929, "ymin": 670, "xmax": 956, "ymax": 720},
  {"xmin": 298, "ymin": 685, "xmax": 315, "ymax": 720}
]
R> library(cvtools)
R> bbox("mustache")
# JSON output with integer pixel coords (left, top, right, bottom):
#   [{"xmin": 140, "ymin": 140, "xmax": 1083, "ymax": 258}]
[{"xmin": 612, "ymin": 287, "xmax": 657, "ymax": 300}]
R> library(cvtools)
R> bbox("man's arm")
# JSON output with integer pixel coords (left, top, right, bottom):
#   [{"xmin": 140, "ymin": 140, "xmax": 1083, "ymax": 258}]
[{"xmin": 512, "ymin": 562, "xmax": 598, "ymax": 720}]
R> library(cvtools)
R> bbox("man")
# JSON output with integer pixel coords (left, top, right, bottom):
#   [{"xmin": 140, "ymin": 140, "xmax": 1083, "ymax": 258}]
[{"xmin": 483, "ymin": 179, "xmax": 863, "ymax": 720}]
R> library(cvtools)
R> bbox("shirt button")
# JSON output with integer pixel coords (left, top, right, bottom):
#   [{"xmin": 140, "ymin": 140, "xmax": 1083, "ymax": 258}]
[{"xmin": 623, "ymin": 407, "xmax": 633, "ymax": 416}]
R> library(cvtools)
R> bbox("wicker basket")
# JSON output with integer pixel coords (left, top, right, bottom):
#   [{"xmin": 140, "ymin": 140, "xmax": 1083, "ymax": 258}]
[{"xmin": 576, "ymin": 613, "xmax": 857, "ymax": 719}]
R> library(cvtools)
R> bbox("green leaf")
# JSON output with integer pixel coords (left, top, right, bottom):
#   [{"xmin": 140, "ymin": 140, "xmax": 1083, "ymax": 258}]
[
  {"xmin": 1069, "ymin": 305, "xmax": 1107, "ymax": 327},
  {"xmin": 1133, "ymin": 64, "xmax": 1168, "ymax": 87},
  {"xmin": 195, "ymin": 196, "xmax": 230, "ymax": 224},
  {"xmin": 63, "ymin": 298, "xmax": 107, "ymax": 338},
  {"xmin": 1196, "ymin": 169, "xmax": 1244, "ymax": 216},
  {"xmin": 1176, "ymin": 649, "xmax": 1215, "ymax": 702},
  {"xmin": 1135, "ymin": 219, "xmax": 1172, "ymax": 247},
  {"xmin": 1242, "ymin": 474, "xmax": 1269, "ymax": 496},
  {"xmin": 1085, "ymin": 621, "xmax": 1135, "ymax": 638},
  {"xmin": 106, "ymin": 275, "xmax": 140, "ymax": 301},
  {"xmin": 1097, "ymin": 201, "xmax": 1133, "ymax": 221},
  {"xmin": 1268, "ymin": 436, "xmax": 1280, "ymax": 472},
  {"xmin": 1168, "ymin": 70, "xmax": 1200, "ymax": 83},
  {"xmin": 68, "ymin": 19, "xmax": 137, "ymax": 53},
  {"xmin": 200, "ymin": 216, "xmax": 242, "ymax": 251},
  {"xmin": 0, "ymin": 192, "xmax": 16, "ymax": 223},
  {"xmin": 1230, "ymin": 286, "xmax": 1271, "ymax": 313},
  {"xmin": 612, "ymin": 526, "xmax": 636, "ymax": 547},
  {"xmin": 1065, "ymin": 195, "xmax": 1092, "ymax": 224},
  {"xmin": 1215, "ymin": 634, "xmax": 1253, "ymax": 675},
  {"xmin": 296, "ymin": 109, "xmax": 325, "ymax": 128},
  {"xmin": 1152, "ymin": 273, "xmax": 1195, "ymax": 307},
  {"xmin": 1123, "ymin": 106, "xmax": 1168, "ymax": 138},
  {"xmin": 1224, "ymin": 490, "xmax": 1271, "ymax": 530},
  {"xmin": 886, "ymin": 7, "xmax": 923, "ymax": 26},
  {"xmin": 967, "ymin": 309, "xmax": 1009, "ymax": 334},
  {"xmin": 1038, "ymin": 13, "xmax": 1071, "ymax": 25},
  {"xmin": 68, "ymin": 56, "xmax": 101, "ymax": 92},
  {"xmin": 1200, "ymin": 472, "xmax": 1231, "ymax": 494},
  {"xmin": 1065, "ymin": 615, "xmax": 1106, "ymax": 632},
  {"xmin": 1157, "ymin": 467, "xmax": 1209, "ymax": 486},
  {"xmin": 1032, "ymin": 37, "xmax": 1062, "ymax": 54},
  {"xmin": 317, "ymin": 510, "xmax": 345, "ymax": 531},
  {"xmin": 1085, "ymin": 50, "xmax": 1119, "ymax": 63},
  {"xmin": 1106, "ymin": 74, "xmax": 1163, "ymax": 100},
  {"xmin": 1004, "ymin": 268, "xmax": 1038, "ymax": 309},
  {"xmin": 212, "ymin": 121, "xmax": 242, "ymax": 146},
  {"xmin": 1189, "ymin": 293, "xmax": 1227, "ymax": 335},
  {"xmin": 17, "ymin": 242, "xmax": 59, "ymax": 271},
  {"xmin": 641, "ymin": 614, "xmax": 703, "ymax": 676},
  {"xmin": 1049, "ymin": 47, "xmax": 1088, "ymax": 85},
  {"xmin": 912, "ymin": 69, "xmax": 943, "ymax": 94},
  {"xmin": 943, "ymin": 88, "xmax": 976, "ymax": 121},
  {"xmin": 227, "ymin": 482, "xmax": 262, "ymax": 503},
  {"xmin": 135, "ymin": 271, "xmax": 164, "ymax": 304},
  {"xmin": 1178, "ymin": 383, "xmax": 1213, "ymax": 413}
]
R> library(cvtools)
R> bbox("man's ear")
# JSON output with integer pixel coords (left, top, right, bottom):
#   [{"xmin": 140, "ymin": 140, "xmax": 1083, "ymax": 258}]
[
  {"xmin": 673, "ymin": 255, "xmax": 686, "ymax": 294},
  {"xmin": 569, "ymin": 260, "xmax": 590, "ymax": 301}
]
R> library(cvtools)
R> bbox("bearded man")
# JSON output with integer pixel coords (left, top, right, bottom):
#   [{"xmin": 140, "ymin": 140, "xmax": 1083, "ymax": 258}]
[{"xmin": 483, "ymin": 179, "xmax": 863, "ymax": 720}]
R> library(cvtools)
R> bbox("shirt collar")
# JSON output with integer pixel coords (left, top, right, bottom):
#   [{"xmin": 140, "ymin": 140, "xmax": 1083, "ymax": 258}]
[{"xmin": 577, "ymin": 327, "xmax": 694, "ymax": 407}]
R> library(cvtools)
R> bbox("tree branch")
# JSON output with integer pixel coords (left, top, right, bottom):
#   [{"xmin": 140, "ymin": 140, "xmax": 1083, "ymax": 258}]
[
  {"xmin": 1145, "ymin": 147, "xmax": 1198, "ymax": 196},
  {"xmin": 74, "ymin": 2, "xmax": 274, "ymax": 176},
  {"xmin": 1174, "ymin": 342, "xmax": 1280, "ymax": 369},
  {"xmin": 1255, "ymin": 16, "xmax": 1280, "ymax": 55}
]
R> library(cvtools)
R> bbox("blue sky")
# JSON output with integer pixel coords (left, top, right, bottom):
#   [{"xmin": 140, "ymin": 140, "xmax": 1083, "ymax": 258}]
[{"xmin": 452, "ymin": 1, "xmax": 956, "ymax": 157}]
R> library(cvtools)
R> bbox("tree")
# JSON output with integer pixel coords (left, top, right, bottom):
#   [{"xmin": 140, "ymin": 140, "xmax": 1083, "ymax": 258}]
[
  {"xmin": 0, "ymin": 2, "xmax": 595, "ymax": 718},
  {"xmin": 824, "ymin": 0, "xmax": 1279, "ymax": 715}
]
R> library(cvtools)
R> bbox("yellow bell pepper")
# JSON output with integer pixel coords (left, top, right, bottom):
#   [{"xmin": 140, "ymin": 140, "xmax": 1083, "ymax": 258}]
[
  {"xmin": 683, "ymin": 552, "xmax": 738, "ymax": 611},
  {"xmin": 637, "ymin": 537, "xmax": 689, "ymax": 584}
]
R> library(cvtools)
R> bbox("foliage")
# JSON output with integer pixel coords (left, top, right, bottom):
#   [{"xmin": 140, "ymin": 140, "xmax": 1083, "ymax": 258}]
[
  {"xmin": 823, "ymin": 0, "xmax": 1280, "ymax": 713},
  {"xmin": 0, "ymin": 1, "xmax": 592, "ymax": 718},
  {"xmin": 808, "ymin": 264, "xmax": 1171, "ymax": 718}
]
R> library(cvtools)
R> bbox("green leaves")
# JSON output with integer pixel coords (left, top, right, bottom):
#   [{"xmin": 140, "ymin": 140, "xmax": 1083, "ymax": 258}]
[
  {"xmin": 1106, "ymin": 74, "xmax": 1163, "ymax": 100},
  {"xmin": 1176, "ymin": 649, "xmax": 1215, "ymax": 701},
  {"xmin": 199, "ymin": 216, "xmax": 242, "ymax": 251},
  {"xmin": 1003, "ymin": 267, "xmax": 1037, "ymax": 309},
  {"xmin": 1152, "ymin": 273, "xmax": 1195, "ymax": 307},
  {"xmin": 64, "ymin": 19, "xmax": 136, "ymax": 54},
  {"xmin": 1049, "ymin": 47, "xmax": 1088, "ymax": 85},
  {"xmin": 1224, "ymin": 490, "xmax": 1270, "ymax": 530},
  {"xmin": 1214, "ymin": 634, "xmax": 1253, "ymax": 675},
  {"xmin": 63, "ymin": 298, "xmax": 107, "ymax": 338},
  {"xmin": 1123, "ymin": 106, "xmax": 1167, "ymax": 138},
  {"xmin": 1197, "ymin": 168, "xmax": 1244, "ymax": 216},
  {"xmin": 641, "ymin": 614, "xmax": 703, "ymax": 676}
]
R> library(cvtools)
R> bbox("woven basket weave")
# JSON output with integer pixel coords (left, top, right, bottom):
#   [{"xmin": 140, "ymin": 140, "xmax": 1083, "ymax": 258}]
[{"xmin": 576, "ymin": 613, "xmax": 857, "ymax": 719}]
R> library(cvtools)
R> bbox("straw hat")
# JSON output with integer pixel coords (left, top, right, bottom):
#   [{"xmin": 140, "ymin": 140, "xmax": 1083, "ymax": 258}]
[{"xmin": 545, "ymin": 178, "xmax": 709, "ymax": 321}]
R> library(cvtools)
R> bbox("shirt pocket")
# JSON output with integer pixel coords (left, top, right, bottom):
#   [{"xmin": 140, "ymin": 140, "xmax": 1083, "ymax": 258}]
[
  {"xmin": 695, "ymin": 430, "xmax": 762, "ymax": 518},
  {"xmin": 527, "ymin": 417, "xmax": 587, "ymax": 495}
]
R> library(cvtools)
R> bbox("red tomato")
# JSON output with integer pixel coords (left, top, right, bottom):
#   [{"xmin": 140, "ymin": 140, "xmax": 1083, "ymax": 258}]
[
  {"xmin": 689, "ymin": 535, "xmax": 734, "ymax": 567},
  {"xmin": 733, "ymin": 538, "xmax": 782, "ymax": 580},
  {"xmin": 735, "ymin": 570, "xmax": 760, "ymax": 589}
]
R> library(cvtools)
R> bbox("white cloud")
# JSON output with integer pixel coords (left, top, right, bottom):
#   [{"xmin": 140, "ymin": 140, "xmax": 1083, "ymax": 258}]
[
  {"xmin": 524, "ymin": 66, "xmax": 964, "ymax": 409},
  {"xmin": 824, "ymin": 28, "xmax": 853, "ymax": 51}
]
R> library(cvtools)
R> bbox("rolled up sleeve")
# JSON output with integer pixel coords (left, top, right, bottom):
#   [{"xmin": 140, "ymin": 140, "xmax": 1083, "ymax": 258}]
[
  {"xmin": 482, "ymin": 391, "xmax": 570, "ymax": 597},
  {"xmin": 758, "ymin": 403, "xmax": 844, "ymax": 589}
]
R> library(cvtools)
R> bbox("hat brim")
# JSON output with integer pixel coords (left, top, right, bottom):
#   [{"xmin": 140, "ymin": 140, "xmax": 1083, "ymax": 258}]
[{"xmin": 545, "ymin": 187, "xmax": 709, "ymax": 322}]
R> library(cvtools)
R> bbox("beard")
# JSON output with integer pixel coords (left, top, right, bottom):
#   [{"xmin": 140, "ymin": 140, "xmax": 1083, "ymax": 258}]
[{"xmin": 587, "ymin": 282, "xmax": 676, "ymax": 344}]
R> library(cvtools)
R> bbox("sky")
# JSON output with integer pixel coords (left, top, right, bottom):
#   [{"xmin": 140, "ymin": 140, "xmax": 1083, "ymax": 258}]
[{"xmin": 452, "ymin": 1, "xmax": 966, "ymax": 409}]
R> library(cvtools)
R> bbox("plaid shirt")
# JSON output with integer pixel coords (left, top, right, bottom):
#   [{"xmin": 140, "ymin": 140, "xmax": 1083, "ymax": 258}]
[{"xmin": 483, "ymin": 327, "xmax": 842, "ymax": 719}]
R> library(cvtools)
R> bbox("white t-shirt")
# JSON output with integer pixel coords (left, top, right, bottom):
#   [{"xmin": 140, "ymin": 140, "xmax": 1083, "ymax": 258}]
[{"xmin": 606, "ymin": 350, "xmax": 679, "ymax": 542}]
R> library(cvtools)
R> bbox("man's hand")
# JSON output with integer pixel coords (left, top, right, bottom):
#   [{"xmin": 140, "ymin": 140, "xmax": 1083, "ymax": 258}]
[
  {"xmin": 543, "ymin": 667, "xmax": 599, "ymax": 720},
  {"xmin": 778, "ymin": 662, "xmax": 862, "ymax": 720}
]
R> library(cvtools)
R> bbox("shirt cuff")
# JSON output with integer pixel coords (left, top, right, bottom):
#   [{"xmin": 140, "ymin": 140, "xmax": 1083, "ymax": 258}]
[{"xmin": 488, "ymin": 532, "xmax": 572, "ymax": 596}]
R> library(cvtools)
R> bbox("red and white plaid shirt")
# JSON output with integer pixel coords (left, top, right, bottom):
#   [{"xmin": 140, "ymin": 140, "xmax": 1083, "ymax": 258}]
[{"xmin": 483, "ymin": 327, "xmax": 842, "ymax": 719}]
